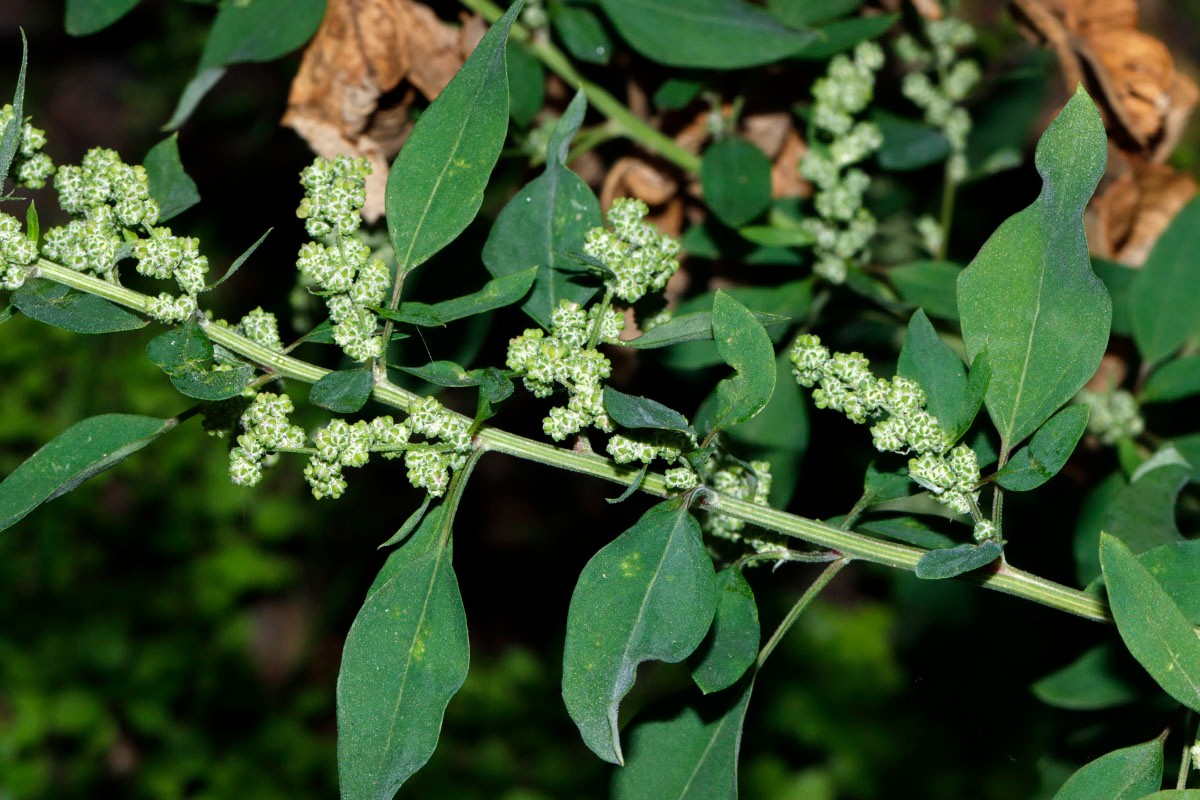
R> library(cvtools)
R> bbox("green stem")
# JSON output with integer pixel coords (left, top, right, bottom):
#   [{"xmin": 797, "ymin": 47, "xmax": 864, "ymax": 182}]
[
  {"xmin": 1179, "ymin": 710, "xmax": 1195, "ymax": 791},
  {"xmin": 756, "ymin": 559, "xmax": 849, "ymax": 669},
  {"xmin": 29, "ymin": 259, "xmax": 1113, "ymax": 624},
  {"xmin": 459, "ymin": 0, "xmax": 702, "ymax": 174}
]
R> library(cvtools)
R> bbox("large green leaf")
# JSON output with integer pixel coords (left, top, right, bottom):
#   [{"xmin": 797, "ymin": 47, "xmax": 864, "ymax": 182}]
[
  {"xmin": 1100, "ymin": 534, "xmax": 1200, "ymax": 712},
  {"xmin": 13, "ymin": 278, "xmax": 146, "ymax": 334},
  {"xmin": 143, "ymin": 134, "xmax": 200, "ymax": 222},
  {"xmin": 482, "ymin": 91, "xmax": 602, "ymax": 328},
  {"xmin": 0, "ymin": 414, "xmax": 177, "ymax": 532},
  {"xmin": 710, "ymin": 291, "xmax": 776, "ymax": 432},
  {"xmin": 1131, "ymin": 197, "xmax": 1200, "ymax": 364},
  {"xmin": 897, "ymin": 309, "xmax": 969, "ymax": 437},
  {"xmin": 65, "ymin": 0, "xmax": 141, "ymax": 36},
  {"xmin": 1050, "ymin": 737, "xmax": 1163, "ymax": 800},
  {"xmin": 1139, "ymin": 541, "xmax": 1200, "ymax": 625},
  {"xmin": 386, "ymin": 0, "xmax": 521, "ymax": 278},
  {"xmin": 1142, "ymin": 356, "xmax": 1200, "ymax": 404},
  {"xmin": 957, "ymin": 88, "xmax": 1110, "ymax": 449},
  {"xmin": 337, "ymin": 504, "xmax": 470, "ymax": 799},
  {"xmin": 597, "ymin": 0, "xmax": 818, "ymax": 68},
  {"xmin": 612, "ymin": 680, "xmax": 754, "ymax": 800},
  {"xmin": 562, "ymin": 501, "xmax": 717, "ymax": 764},
  {"xmin": 691, "ymin": 569, "xmax": 759, "ymax": 695},
  {"xmin": 993, "ymin": 404, "xmax": 1089, "ymax": 491}
]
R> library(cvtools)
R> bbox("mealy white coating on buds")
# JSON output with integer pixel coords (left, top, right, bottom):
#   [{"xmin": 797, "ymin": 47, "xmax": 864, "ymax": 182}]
[
  {"xmin": 801, "ymin": 42, "xmax": 885, "ymax": 284},
  {"xmin": 295, "ymin": 156, "xmax": 385, "ymax": 362},
  {"xmin": 702, "ymin": 459, "xmax": 774, "ymax": 546},
  {"xmin": 1076, "ymin": 390, "xmax": 1143, "ymax": 445},
  {"xmin": 238, "ymin": 307, "xmax": 283, "ymax": 352},
  {"xmin": 583, "ymin": 198, "xmax": 681, "ymax": 303},
  {"xmin": 133, "ymin": 226, "xmax": 209, "ymax": 295},
  {"xmin": 0, "ymin": 104, "xmax": 55, "ymax": 189},
  {"xmin": 0, "ymin": 211, "xmax": 37, "ymax": 290},
  {"xmin": 972, "ymin": 519, "xmax": 997, "ymax": 542}
]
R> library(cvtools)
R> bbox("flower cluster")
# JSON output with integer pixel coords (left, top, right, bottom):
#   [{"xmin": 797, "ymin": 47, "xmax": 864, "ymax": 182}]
[
  {"xmin": 799, "ymin": 42, "xmax": 885, "ymax": 284},
  {"xmin": 0, "ymin": 211, "xmax": 37, "ymax": 290},
  {"xmin": 582, "ymin": 198, "xmax": 681, "ymax": 303},
  {"xmin": 132, "ymin": 225, "xmax": 210, "ymax": 322},
  {"xmin": 0, "ymin": 103, "xmax": 54, "ymax": 188},
  {"xmin": 507, "ymin": 299, "xmax": 625, "ymax": 441},
  {"xmin": 400, "ymin": 396, "xmax": 473, "ymax": 497},
  {"xmin": 229, "ymin": 393, "xmax": 308, "ymax": 488},
  {"xmin": 790, "ymin": 333, "xmax": 981, "ymax": 515},
  {"xmin": 295, "ymin": 156, "xmax": 388, "ymax": 362},
  {"xmin": 606, "ymin": 431, "xmax": 700, "ymax": 489},
  {"xmin": 702, "ymin": 458, "xmax": 774, "ymax": 544},
  {"xmin": 1076, "ymin": 389, "xmax": 1143, "ymax": 445},
  {"xmin": 897, "ymin": 17, "xmax": 981, "ymax": 186},
  {"xmin": 238, "ymin": 307, "xmax": 283, "ymax": 352}
]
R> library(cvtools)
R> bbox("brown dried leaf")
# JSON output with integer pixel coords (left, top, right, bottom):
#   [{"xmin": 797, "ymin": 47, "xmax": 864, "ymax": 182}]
[
  {"xmin": 600, "ymin": 156, "xmax": 684, "ymax": 235},
  {"xmin": 282, "ymin": 0, "xmax": 481, "ymax": 221},
  {"xmin": 1087, "ymin": 159, "xmax": 1197, "ymax": 267}
]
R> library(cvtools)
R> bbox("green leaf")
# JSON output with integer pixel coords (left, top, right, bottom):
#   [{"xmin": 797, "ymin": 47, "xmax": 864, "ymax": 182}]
[
  {"xmin": 337, "ymin": 504, "xmax": 469, "ymax": 798},
  {"xmin": 310, "ymin": 368, "xmax": 374, "ymax": 414},
  {"xmin": 204, "ymin": 228, "xmax": 272, "ymax": 291},
  {"xmin": 790, "ymin": 14, "xmax": 896, "ymax": 60},
  {"xmin": 863, "ymin": 462, "xmax": 912, "ymax": 504},
  {"xmin": 603, "ymin": 387, "xmax": 694, "ymax": 436},
  {"xmin": 12, "ymin": 278, "xmax": 146, "ymax": 334},
  {"xmin": 1132, "ymin": 196, "xmax": 1200, "ymax": 364},
  {"xmin": 701, "ymin": 137, "xmax": 773, "ymax": 228},
  {"xmin": 606, "ymin": 463, "xmax": 649, "ymax": 505},
  {"xmin": 378, "ymin": 495, "xmax": 434, "ymax": 550},
  {"xmin": 0, "ymin": 31, "xmax": 28, "ymax": 188},
  {"xmin": 654, "ymin": 78, "xmax": 702, "ymax": 110},
  {"xmin": 0, "ymin": 304, "xmax": 13, "ymax": 325},
  {"xmin": 1050, "ymin": 737, "xmax": 1163, "ymax": 800},
  {"xmin": 65, "ymin": 0, "xmax": 141, "ymax": 35},
  {"xmin": 613, "ymin": 680, "xmax": 753, "ymax": 800},
  {"xmin": 1100, "ymin": 533, "xmax": 1200, "ymax": 712},
  {"xmin": 380, "ymin": 267, "xmax": 537, "ymax": 327},
  {"xmin": 168, "ymin": 365, "xmax": 255, "ymax": 402},
  {"xmin": 915, "ymin": 540, "xmax": 1003, "ymax": 580},
  {"xmin": 957, "ymin": 87, "xmax": 1110, "ymax": 449},
  {"xmin": 897, "ymin": 309, "xmax": 969, "ymax": 438},
  {"xmin": 736, "ymin": 225, "xmax": 815, "ymax": 248},
  {"xmin": 1093, "ymin": 257, "xmax": 1136, "ymax": 337},
  {"xmin": 474, "ymin": 367, "xmax": 514, "ymax": 422},
  {"xmin": 25, "ymin": 200, "xmax": 38, "ymax": 244},
  {"xmin": 626, "ymin": 309, "xmax": 790, "ymax": 350},
  {"xmin": 767, "ymin": 0, "xmax": 862, "ymax": 27},
  {"xmin": 994, "ymin": 403, "xmax": 1089, "ymax": 491},
  {"xmin": 1031, "ymin": 644, "xmax": 1140, "ymax": 711},
  {"xmin": 164, "ymin": 67, "xmax": 225, "ymax": 131},
  {"xmin": 711, "ymin": 291, "xmax": 776, "ymax": 431},
  {"xmin": 482, "ymin": 91, "xmax": 602, "ymax": 328},
  {"xmin": 562, "ymin": 501, "xmax": 717, "ymax": 764},
  {"xmin": 506, "ymin": 40, "xmax": 544, "ymax": 128},
  {"xmin": 1139, "ymin": 541, "xmax": 1200, "ymax": 625},
  {"xmin": 872, "ymin": 109, "xmax": 950, "ymax": 171},
  {"xmin": 858, "ymin": 516, "xmax": 955, "ymax": 550},
  {"xmin": 597, "ymin": 0, "xmax": 818, "ymax": 68},
  {"xmin": 691, "ymin": 569, "xmax": 759, "ymax": 695},
  {"xmin": 396, "ymin": 361, "xmax": 478, "ymax": 388},
  {"xmin": 889, "ymin": 260, "xmax": 961, "ymax": 322},
  {"xmin": 722, "ymin": 353, "xmax": 808, "ymax": 453},
  {"xmin": 1139, "ymin": 792, "xmax": 1200, "ymax": 798},
  {"xmin": 143, "ymin": 134, "xmax": 200, "ymax": 222},
  {"xmin": 387, "ymin": 0, "xmax": 522, "ymax": 277},
  {"xmin": 199, "ymin": 0, "xmax": 325, "ymax": 69},
  {"xmin": 0, "ymin": 414, "xmax": 177, "ymax": 532},
  {"xmin": 1142, "ymin": 356, "xmax": 1200, "ymax": 404},
  {"xmin": 553, "ymin": 5, "xmax": 613, "ymax": 64},
  {"xmin": 146, "ymin": 319, "xmax": 254, "ymax": 401}
]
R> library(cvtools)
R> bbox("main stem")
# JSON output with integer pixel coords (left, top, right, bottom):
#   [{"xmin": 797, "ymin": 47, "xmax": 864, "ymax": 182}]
[
  {"xmin": 31, "ymin": 259, "xmax": 1111, "ymax": 624},
  {"xmin": 457, "ymin": 0, "xmax": 702, "ymax": 174}
]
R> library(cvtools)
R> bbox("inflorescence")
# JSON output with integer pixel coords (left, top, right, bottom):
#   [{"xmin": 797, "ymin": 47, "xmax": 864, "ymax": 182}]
[
  {"xmin": 295, "ymin": 156, "xmax": 390, "ymax": 362},
  {"xmin": 790, "ymin": 333, "xmax": 985, "ymax": 529},
  {"xmin": 1076, "ymin": 388, "xmax": 1144, "ymax": 445},
  {"xmin": 800, "ymin": 42, "xmax": 885, "ymax": 285}
]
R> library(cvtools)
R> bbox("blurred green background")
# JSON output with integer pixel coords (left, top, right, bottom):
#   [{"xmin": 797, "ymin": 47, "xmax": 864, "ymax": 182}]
[{"xmin": 1, "ymin": 1, "xmax": 1197, "ymax": 798}]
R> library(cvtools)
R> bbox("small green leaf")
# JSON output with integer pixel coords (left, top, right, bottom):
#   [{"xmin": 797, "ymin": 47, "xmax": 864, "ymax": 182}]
[
  {"xmin": 691, "ymin": 569, "xmax": 759, "ymax": 695},
  {"xmin": 380, "ymin": 267, "xmax": 537, "ymax": 327},
  {"xmin": 474, "ymin": 367, "xmax": 514, "ymax": 422},
  {"xmin": 654, "ymin": 78, "xmax": 702, "ymax": 110},
  {"xmin": 0, "ymin": 304, "xmax": 13, "ymax": 324},
  {"xmin": 701, "ymin": 137, "xmax": 773, "ymax": 228},
  {"xmin": 1093, "ymin": 257, "xmax": 1136, "ymax": 337},
  {"xmin": 0, "ymin": 414, "xmax": 178, "ymax": 532},
  {"xmin": 553, "ymin": 5, "xmax": 613, "ymax": 64},
  {"xmin": 625, "ymin": 309, "xmax": 790, "ymax": 350},
  {"xmin": 25, "ymin": 200, "xmax": 38, "ymax": 244},
  {"xmin": 790, "ymin": 14, "xmax": 896, "ymax": 60},
  {"xmin": 337, "ymin": 505, "xmax": 469, "ymax": 798},
  {"xmin": 711, "ymin": 291, "xmax": 776, "ymax": 431},
  {"xmin": 387, "ymin": 0, "xmax": 522, "ymax": 277},
  {"xmin": 736, "ymin": 225, "xmax": 815, "ymax": 248},
  {"xmin": 562, "ymin": 501, "xmax": 717, "ymax": 764},
  {"xmin": 722, "ymin": 353, "xmax": 808, "ymax": 453},
  {"xmin": 889, "ymin": 260, "xmax": 961, "ymax": 322},
  {"xmin": 603, "ymin": 387, "xmax": 694, "ymax": 436},
  {"xmin": 957, "ymin": 87, "xmax": 1110, "ymax": 449},
  {"xmin": 1142, "ymin": 356, "xmax": 1200, "ymax": 404},
  {"xmin": 858, "ymin": 516, "xmax": 955, "ymax": 550},
  {"xmin": 168, "ymin": 365, "xmax": 255, "ymax": 401},
  {"xmin": 1049, "ymin": 737, "xmax": 1163, "ymax": 800},
  {"xmin": 199, "ymin": 0, "xmax": 325, "ymax": 69},
  {"xmin": 164, "ymin": 67, "xmax": 225, "ymax": 131},
  {"xmin": 897, "ymin": 309, "xmax": 969, "ymax": 438},
  {"xmin": 606, "ymin": 463, "xmax": 649, "ymax": 505},
  {"xmin": 1132, "ymin": 197, "xmax": 1200, "ymax": 364},
  {"xmin": 915, "ymin": 540, "xmax": 1003, "ymax": 580},
  {"xmin": 506, "ymin": 40, "xmax": 544, "ymax": 128},
  {"xmin": 378, "ymin": 495, "xmax": 434, "ymax": 550},
  {"xmin": 146, "ymin": 317, "xmax": 213, "ymax": 370},
  {"xmin": 863, "ymin": 462, "xmax": 912, "ymax": 504},
  {"xmin": 396, "ymin": 361, "xmax": 477, "ymax": 388},
  {"xmin": 65, "ymin": 0, "xmax": 141, "ymax": 36},
  {"xmin": 597, "ymin": 0, "xmax": 818, "ymax": 68},
  {"xmin": 872, "ymin": 109, "xmax": 950, "ymax": 171},
  {"xmin": 613, "ymin": 680, "xmax": 753, "ymax": 800},
  {"xmin": 310, "ymin": 368, "xmax": 374, "ymax": 414},
  {"xmin": 994, "ymin": 404, "xmax": 1089, "ymax": 491},
  {"xmin": 1031, "ymin": 644, "xmax": 1140, "ymax": 711},
  {"xmin": 12, "ymin": 278, "xmax": 146, "ymax": 334},
  {"xmin": 0, "ymin": 31, "xmax": 28, "ymax": 187},
  {"xmin": 143, "ymin": 134, "xmax": 200, "ymax": 222},
  {"xmin": 204, "ymin": 228, "xmax": 272, "ymax": 291},
  {"xmin": 1101, "ymin": 533, "xmax": 1200, "ymax": 712},
  {"xmin": 483, "ymin": 91, "xmax": 603, "ymax": 328}
]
